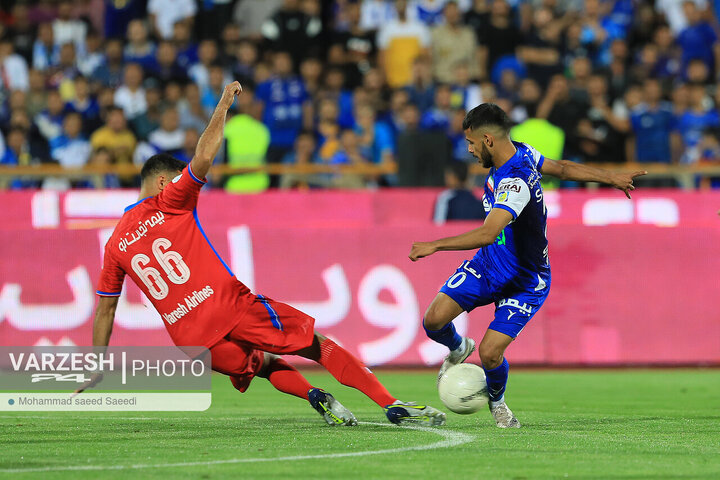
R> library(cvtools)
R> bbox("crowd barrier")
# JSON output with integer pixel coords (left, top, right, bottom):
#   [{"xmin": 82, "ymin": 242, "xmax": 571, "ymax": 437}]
[{"xmin": 1, "ymin": 189, "xmax": 719, "ymax": 365}]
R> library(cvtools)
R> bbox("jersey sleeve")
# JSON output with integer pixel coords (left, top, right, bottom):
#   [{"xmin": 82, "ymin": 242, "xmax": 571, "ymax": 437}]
[
  {"xmin": 523, "ymin": 143, "xmax": 545, "ymax": 170},
  {"xmin": 96, "ymin": 244, "xmax": 125, "ymax": 297},
  {"xmin": 156, "ymin": 164, "xmax": 206, "ymax": 212},
  {"xmin": 493, "ymin": 177, "xmax": 531, "ymax": 220}
]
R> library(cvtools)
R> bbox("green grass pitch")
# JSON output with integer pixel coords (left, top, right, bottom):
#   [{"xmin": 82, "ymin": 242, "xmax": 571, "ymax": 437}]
[{"xmin": 1, "ymin": 369, "xmax": 719, "ymax": 479}]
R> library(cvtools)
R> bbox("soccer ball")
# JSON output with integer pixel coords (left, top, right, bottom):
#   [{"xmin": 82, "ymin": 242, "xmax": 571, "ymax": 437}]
[{"xmin": 438, "ymin": 363, "xmax": 489, "ymax": 414}]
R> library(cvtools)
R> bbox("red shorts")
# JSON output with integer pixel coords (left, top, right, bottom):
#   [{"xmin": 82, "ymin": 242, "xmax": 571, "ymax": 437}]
[{"xmin": 209, "ymin": 294, "xmax": 315, "ymax": 392}]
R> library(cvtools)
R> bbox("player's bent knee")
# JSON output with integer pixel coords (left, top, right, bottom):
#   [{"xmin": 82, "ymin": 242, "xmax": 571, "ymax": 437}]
[
  {"xmin": 478, "ymin": 344, "xmax": 504, "ymax": 370},
  {"xmin": 423, "ymin": 306, "xmax": 452, "ymax": 331}
]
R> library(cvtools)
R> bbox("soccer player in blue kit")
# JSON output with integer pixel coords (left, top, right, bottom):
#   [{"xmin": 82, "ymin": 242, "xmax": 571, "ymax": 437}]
[{"xmin": 409, "ymin": 104, "xmax": 647, "ymax": 428}]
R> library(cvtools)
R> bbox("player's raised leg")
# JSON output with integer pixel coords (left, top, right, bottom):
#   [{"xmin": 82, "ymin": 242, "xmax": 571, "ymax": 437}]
[
  {"xmin": 292, "ymin": 333, "xmax": 446, "ymax": 426},
  {"xmin": 478, "ymin": 328, "xmax": 519, "ymax": 428},
  {"xmin": 423, "ymin": 292, "xmax": 476, "ymax": 383}
]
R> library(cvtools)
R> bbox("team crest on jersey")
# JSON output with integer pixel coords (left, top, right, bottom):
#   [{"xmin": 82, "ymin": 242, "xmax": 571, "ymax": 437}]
[
  {"xmin": 497, "ymin": 191, "xmax": 509, "ymax": 202},
  {"xmin": 172, "ymin": 174, "xmax": 182, "ymax": 183}
]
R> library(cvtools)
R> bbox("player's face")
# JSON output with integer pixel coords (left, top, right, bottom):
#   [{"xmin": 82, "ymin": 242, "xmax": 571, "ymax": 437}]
[{"xmin": 465, "ymin": 130, "xmax": 494, "ymax": 168}]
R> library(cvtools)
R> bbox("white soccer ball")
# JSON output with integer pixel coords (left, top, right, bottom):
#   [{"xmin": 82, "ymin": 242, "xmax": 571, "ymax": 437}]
[{"xmin": 438, "ymin": 363, "xmax": 489, "ymax": 414}]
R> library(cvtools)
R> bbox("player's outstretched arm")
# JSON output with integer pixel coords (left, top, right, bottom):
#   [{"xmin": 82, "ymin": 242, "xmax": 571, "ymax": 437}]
[
  {"xmin": 409, "ymin": 208, "xmax": 513, "ymax": 261},
  {"xmin": 72, "ymin": 296, "xmax": 119, "ymax": 396},
  {"xmin": 191, "ymin": 81, "xmax": 243, "ymax": 179},
  {"xmin": 540, "ymin": 158, "xmax": 647, "ymax": 199}
]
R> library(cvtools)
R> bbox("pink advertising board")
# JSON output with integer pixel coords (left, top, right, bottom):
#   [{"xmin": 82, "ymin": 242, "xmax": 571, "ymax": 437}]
[{"xmin": 1, "ymin": 189, "xmax": 719, "ymax": 365}]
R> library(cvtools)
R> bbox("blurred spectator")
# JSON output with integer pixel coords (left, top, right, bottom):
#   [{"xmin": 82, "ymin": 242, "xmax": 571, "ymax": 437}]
[
  {"xmin": 150, "ymin": 41, "xmax": 189, "ymax": 88},
  {"xmin": 1, "ymin": 127, "xmax": 36, "ymax": 188},
  {"xmin": 124, "ymin": 20, "xmax": 156, "ymax": 70},
  {"xmin": 189, "ymin": 40, "xmax": 231, "ymax": 90},
  {"xmin": 256, "ymin": 51, "xmax": 312, "ymax": 168},
  {"xmin": 224, "ymin": 87, "xmax": 271, "ymax": 193},
  {"xmin": 448, "ymin": 107, "xmax": 474, "ymax": 162},
  {"xmin": 78, "ymin": 30, "xmax": 105, "ymax": 78},
  {"xmin": 396, "ymin": 103, "xmax": 449, "ymax": 186},
  {"xmin": 300, "ymin": 57, "xmax": 323, "ymax": 97},
  {"xmin": 92, "ymin": 39, "xmax": 125, "ymax": 88},
  {"xmin": 537, "ymin": 74, "xmax": 589, "ymax": 158},
  {"xmin": 280, "ymin": 130, "xmax": 319, "ymax": 189},
  {"xmin": 328, "ymin": 1, "xmax": 376, "ymax": 90},
  {"xmin": 218, "ymin": 24, "xmax": 241, "ymax": 66},
  {"xmin": 517, "ymin": 7, "xmax": 562, "ymax": 89},
  {"xmin": 433, "ymin": 161, "xmax": 486, "ymax": 224},
  {"xmin": 676, "ymin": 1, "xmax": 719, "ymax": 79},
  {"xmin": 148, "ymin": 107, "xmax": 184, "ymax": 153},
  {"xmin": 177, "ymin": 83, "xmax": 209, "ymax": 133},
  {"xmin": 35, "ymin": 89, "xmax": 65, "ymax": 142},
  {"xmin": 355, "ymin": 103, "xmax": 395, "ymax": 166},
  {"xmin": 404, "ymin": 56, "xmax": 435, "ymax": 111},
  {"xmin": 451, "ymin": 63, "xmax": 482, "ymax": 112},
  {"xmin": 174, "ymin": 128, "xmax": 201, "ymax": 164},
  {"xmin": 201, "ymin": 65, "xmax": 227, "ymax": 117},
  {"xmin": 53, "ymin": 0, "xmax": 87, "ymax": 51},
  {"xmin": 652, "ymin": 25, "xmax": 681, "ymax": 80},
  {"xmin": 431, "ymin": 1, "xmax": 478, "ymax": 84},
  {"xmin": 476, "ymin": 0, "xmax": 520, "ymax": 77},
  {"xmin": 233, "ymin": 0, "xmax": 284, "ymax": 41},
  {"xmin": 1, "ymin": 36, "xmax": 30, "ymax": 92},
  {"xmin": 50, "ymin": 112, "xmax": 91, "ymax": 168},
  {"xmin": 90, "ymin": 106, "xmax": 136, "ymax": 164},
  {"xmin": 576, "ymin": 74, "xmax": 628, "ymax": 163},
  {"xmin": 232, "ymin": 40, "xmax": 258, "ymax": 88},
  {"xmin": 85, "ymin": 147, "xmax": 121, "ymax": 188},
  {"xmin": 676, "ymin": 82, "xmax": 720, "ymax": 163},
  {"xmin": 172, "ymin": 22, "xmax": 198, "ymax": 71},
  {"xmin": 50, "ymin": 43, "xmax": 80, "ymax": 96},
  {"xmin": 31, "ymin": 22, "xmax": 58, "ymax": 71},
  {"xmin": 131, "ymin": 86, "xmax": 163, "ymax": 141},
  {"xmin": 148, "ymin": 0, "xmax": 196, "ymax": 40},
  {"xmin": 629, "ymin": 78, "xmax": 679, "ymax": 164},
  {"xmin": 114, "ymin": 63, "xmax": 147, "ymax": 120},
  {"xmin": 361, "ymin": 0, "xmax": 398, "ymax": 31},
  {"xmin": 421, "ymin": 83, "xmax": 453, "ymax": 131},
  {"xmin": 65, "ymin": 76, "xmax": 100, "ymax": 132},
  {"xmin": 320, "ymin": 67, "xmax": 355, "ymax": 128},
  {"xmin": 26, "ymin": 69, "xmax": 47, "ymax": 118},
  {"xmin": 7, "ymin": 3, "xmax": 35, "ymax": 64},
  {"xmin": 261, "ymin": 0, "xmax": 322, "ymax": 68},
  {"xmin": 377, "ymin": 0, "xmax": 431, "ymax": 88}
]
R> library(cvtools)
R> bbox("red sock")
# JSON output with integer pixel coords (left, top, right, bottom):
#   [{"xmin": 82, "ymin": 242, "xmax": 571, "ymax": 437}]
[
  {"xmin": 265, "ymin": 358, "xmax": 313, "ymax": 400},
  {"xmin": 317, "ymin": 339, "xmax": 396, "ymax": 407}
]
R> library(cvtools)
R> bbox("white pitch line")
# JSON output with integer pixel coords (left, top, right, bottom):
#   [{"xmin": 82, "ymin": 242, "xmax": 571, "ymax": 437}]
[{"xmin": 0, "ymin": 422, "xmax": 474, "ymax": 474}]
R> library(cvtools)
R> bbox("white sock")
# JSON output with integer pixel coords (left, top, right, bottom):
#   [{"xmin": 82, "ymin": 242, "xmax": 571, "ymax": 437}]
[{"xmin": 490, "ymin": 396, "xmax": 505, "ymax": 408}]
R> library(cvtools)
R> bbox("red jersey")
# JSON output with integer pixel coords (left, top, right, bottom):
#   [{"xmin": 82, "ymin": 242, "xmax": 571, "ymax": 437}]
[{"xmin": 96, "ymin": 165, "xmax": 252, "ymax": 347}]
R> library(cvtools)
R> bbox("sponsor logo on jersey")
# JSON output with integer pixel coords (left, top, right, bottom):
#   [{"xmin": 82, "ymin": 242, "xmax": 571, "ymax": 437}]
[
  {"xmin": 497, "ymin": 191, "xmax": 509, "ymax": 202},
  {"xmin": 162, "ymin": 285, "xmax": 215, "ymax": 325},
  {"xmin": 172, "ymin": 174, "xmax": 182, "ymax": 183}
]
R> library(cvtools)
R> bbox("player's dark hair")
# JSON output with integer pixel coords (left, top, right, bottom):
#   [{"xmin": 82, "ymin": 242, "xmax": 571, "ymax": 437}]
[
  {"xmin": 141, "ymin": 154, "xmax": 187, "ymax": 182},
  {"xmin": 462, "ymin": 103, "xmax": 512, "ymax": 135},
  {"xmin": 445, "ymin": 161, "xmax": 468, "ymax": 183}
]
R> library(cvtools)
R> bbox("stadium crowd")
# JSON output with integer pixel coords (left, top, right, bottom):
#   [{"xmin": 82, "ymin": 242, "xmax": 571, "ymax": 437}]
[{"xmin": 0, "ymin": 0, "xmax": 719, "ymax": 191}]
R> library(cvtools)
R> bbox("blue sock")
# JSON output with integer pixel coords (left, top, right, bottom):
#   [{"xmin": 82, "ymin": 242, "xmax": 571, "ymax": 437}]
[
  {"xmin": 483, "ymin": 357, "xmax": 509, "ymax": 404},
  {"xmin": 423, "ymin": 321, "xmax": 462, "ymax": 351}
]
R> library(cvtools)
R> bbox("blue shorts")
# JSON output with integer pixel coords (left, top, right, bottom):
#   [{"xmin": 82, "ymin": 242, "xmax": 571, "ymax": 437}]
[{"xmin": 439, "ymin": 260, "xmax": 549, "ymax": 338}]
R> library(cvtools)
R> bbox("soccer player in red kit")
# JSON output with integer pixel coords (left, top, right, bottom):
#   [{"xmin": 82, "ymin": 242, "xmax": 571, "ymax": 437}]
[{"xmin": 86, "ymin": 82, "xmax": 445, "ymax": 427}]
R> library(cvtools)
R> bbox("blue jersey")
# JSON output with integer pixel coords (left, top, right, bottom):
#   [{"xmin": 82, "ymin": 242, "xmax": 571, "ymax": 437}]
[{"xmin": 473, "ymin": 141, "xmax": 550, "ymax": 294}]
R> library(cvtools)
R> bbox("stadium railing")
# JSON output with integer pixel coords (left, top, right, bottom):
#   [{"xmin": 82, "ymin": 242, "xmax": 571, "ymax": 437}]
[{"xmin": 1, "ymin": 162, "xmax": 719, "ymax": 189}]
